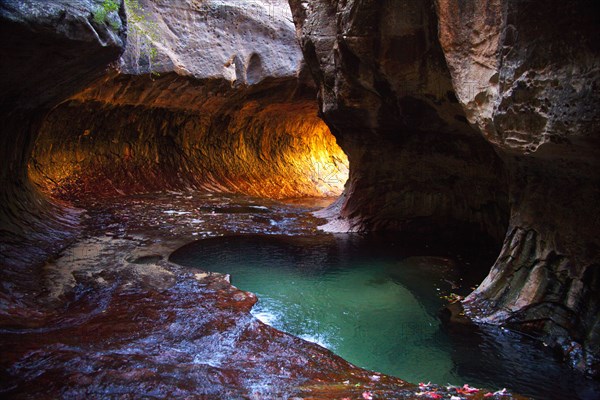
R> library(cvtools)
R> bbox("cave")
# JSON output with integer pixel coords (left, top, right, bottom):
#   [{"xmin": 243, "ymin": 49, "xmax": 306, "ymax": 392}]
[{"xmin": 1, "ymin": 0, "xmax": 599, "ymax": 399}]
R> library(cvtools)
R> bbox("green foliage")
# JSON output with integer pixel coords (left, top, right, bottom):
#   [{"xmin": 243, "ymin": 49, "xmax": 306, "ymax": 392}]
[
  {"xmin": 93, "ymin": 0, "xmax": 161, "ymax": 76},
  {"xmin": 123, "ymin": 0, "xmax": 161, "ymax": 76},
  {"xmin": 93, "ymin": 0, "xmax": 120, "ymax": 29},
  {"xmin": 124, "ymin": 0, "xmax": 149, "ymax": 27}
]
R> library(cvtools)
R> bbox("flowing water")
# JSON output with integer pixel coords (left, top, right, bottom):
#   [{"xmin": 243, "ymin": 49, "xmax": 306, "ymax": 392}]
[{"xmin": 171, "ymin": 233, "xmax": 600, "ymax": 400}]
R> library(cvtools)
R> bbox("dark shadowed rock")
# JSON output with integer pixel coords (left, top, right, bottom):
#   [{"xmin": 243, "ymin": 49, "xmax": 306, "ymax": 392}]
[
  {"xmin": 289, "ymin": 0, "xmax": 600, "ymax": 376},
  {"xmin": 437, "ymin": 0, "xmax": 600, "ymax": 376},
  {"xmin": 288, "ymin": 0, "xmax": 509, "ymax": 241},
  {"xmin": 0, "ymin": 0, "xmax": 126, "ymax": 315}
]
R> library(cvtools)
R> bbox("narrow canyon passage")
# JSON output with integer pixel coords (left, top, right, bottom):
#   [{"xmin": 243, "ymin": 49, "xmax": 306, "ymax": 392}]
[{"xmin": 1, "ymin": 0, "xmax": 599, "ymax": 399}]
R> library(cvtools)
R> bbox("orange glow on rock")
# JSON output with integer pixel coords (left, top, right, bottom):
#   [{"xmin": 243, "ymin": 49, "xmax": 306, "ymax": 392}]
[{"xmin": 29, "ymin": 98, "xmax": 348, "ymax": 200}]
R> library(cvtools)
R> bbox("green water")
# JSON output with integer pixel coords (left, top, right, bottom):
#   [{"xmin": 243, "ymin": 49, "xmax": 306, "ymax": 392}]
[
  {"xmin": 171, "ymin": 234, "xmax": 600, "ymax": 399},
  {"xmin": 251, "ymin": 260, "xmax": 453, "ymax": 384},
  {"xmin": 245, "ymin": 256, "xmax": 454, "ymax": 384}
]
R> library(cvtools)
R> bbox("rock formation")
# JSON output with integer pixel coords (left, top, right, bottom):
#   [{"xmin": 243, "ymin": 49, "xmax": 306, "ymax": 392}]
[
  {"xmin": 0, "ymin": 1, "xmax": 364, "ymax": 397},
  {"xmin": 437, "ymin": 0, "xmax": 600, "ymax": 375},
  {"xmin": 0, "ymin": 0, "xmax": 126, "ymax": 314},
  {"xmin": 29, "ymin": 0, "xmax": 348, "ymax": 201},
  {"xmin": 1, "ymin": 0, "xmax": 350, "ymax": 329},
  {"xmin": 1, "ymin": 0, "xmax": 598, "ymax": 395},
  {"xmin": 288, "ymin": 0, "xmax": 509, "ymax": 241},
  {"xmin": 289, "ymin": 0, "xmax": 599, "ymax": 375}
]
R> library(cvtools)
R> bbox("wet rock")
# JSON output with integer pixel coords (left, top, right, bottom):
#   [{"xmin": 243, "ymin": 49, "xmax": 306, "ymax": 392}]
[
  {"xmin": 126, "ymin": 254, "xmax": 163, "ymax": 264},
  {"xmin": 0, "ymin": 193, "xmax": 408, "ymax": 398},
  {"xmin": 0, "ymin": 0, "xmax": 126, "ymax": 322},
  {"xmin": 0, "ymin": 190, "xmax": 529, "ymax": 398},
  {"xmin": 437, "ymin": 0, "xmax": 600, "ymax": 376},
  {"xmin": 289, "ymin": 0, "xmax": 600, "ymax": 375}
]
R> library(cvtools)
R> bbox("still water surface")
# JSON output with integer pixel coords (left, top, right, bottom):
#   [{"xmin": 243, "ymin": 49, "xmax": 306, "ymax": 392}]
[{"xmin": 170, "ymin": 234, "xmax": 600, "ymax": 400}]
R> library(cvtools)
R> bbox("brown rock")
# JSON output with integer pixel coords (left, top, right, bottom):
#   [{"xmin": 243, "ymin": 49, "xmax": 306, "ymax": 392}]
[
  {"xmin": 437, "ymin": 0, "xmax": 600, "ymax": 376},
  {"xmin": 289, "ymin": 0, "xmax": 509, "ymax": 239},
  {"xmin": 0, "ymin": 0, "xmax": 126, "ymax": 307},
  {"xmin": 28, "ymin": 0, "xmax": 349, "ymax": 200},
  {"xmin": 289, "ymin": 0, "xmax": 600, "ymax": 375}
]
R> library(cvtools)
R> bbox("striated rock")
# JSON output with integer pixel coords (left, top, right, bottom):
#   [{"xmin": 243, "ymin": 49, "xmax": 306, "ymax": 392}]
[
  {"xmin": 29, "ymin": 0, "xmax": 348, "ymax": 201},
  {"xmin": 0, "ymin": 0, "xmax": 126, "ymax": 312},
  {"xmin": 0, "ymin": 2, "xmax": 383, "ymax": 398},
  {"xmin": 288, "ymin": 0, "xmax": 509, "ymax": 241},
  {"xmin": 290, "ymin": 0, "xmax": 600, "ymax": 375},
  {"xmin": 1, "ymin": 0, "xmax": 595, "ymax": 394},
  {"xmin": 437, "ymin": 0, "xmax": 600, "ymax": 375},
  {"xmin": 30, "ymin": 78, "xmax": 348, "ymax": 200}
]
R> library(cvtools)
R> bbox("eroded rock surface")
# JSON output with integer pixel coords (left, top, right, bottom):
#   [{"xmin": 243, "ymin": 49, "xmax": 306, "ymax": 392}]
[
  {"xmin": 29, "ymin": 0, "xmax": 348, "ymax": 201},
  {"xmin": 0, "ymin": 1, "xmax": 409, "ymax": 398},
  {"xmin": 437, "ymin": 0, "xmax": 600, "ymax": 375},
  {"xmin": 0, "ymin": 0, "xmax": 126, "ymax": 316},
  {"xmin": 1, "ymin": 0, "xmax": 597, "ymax": 395},
  {"xmin": 289, "ymin": 0, "xmax": 600, "ymax": 375},
  {"xmin": 288, "ymin": 0, "xmax": 509, "ymax": 241},
  {"xmin": 0, "ymin": 193, "xmax": 415, "ymax": 398}
]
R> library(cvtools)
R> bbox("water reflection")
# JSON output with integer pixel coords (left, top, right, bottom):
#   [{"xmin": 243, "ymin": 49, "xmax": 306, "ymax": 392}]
[{"xmin": 171, "ymin": 234, "xmax": 600, "ymax": 400}]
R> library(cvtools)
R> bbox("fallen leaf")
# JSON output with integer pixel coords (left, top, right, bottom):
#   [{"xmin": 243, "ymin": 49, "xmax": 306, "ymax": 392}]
[{"xmin": 462, "ymin": 384, "xmax": 479, "ymax": 393}]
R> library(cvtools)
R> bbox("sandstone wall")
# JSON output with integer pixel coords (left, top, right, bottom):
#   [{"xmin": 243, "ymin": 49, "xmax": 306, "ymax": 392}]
[
  {"xmin": 0, "ymin": 0, "xmax": 125, "ymax": 304},
  {"xmin": 289, "ymin": 0, "xmax": 599, "ymax": 375},
  {"xmin": 437, "ymin": 0, "xmax": 600, "ymax": 374},
  {"xmin": 289, "ymin": 0, "xmax": 509, "ymax": 241},
  {"xmin": 29, "ymin": 0, "xmax": 348, "ymax": 200}
]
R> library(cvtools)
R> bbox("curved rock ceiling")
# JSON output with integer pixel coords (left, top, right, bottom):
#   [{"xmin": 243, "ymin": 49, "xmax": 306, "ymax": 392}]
[{"xmin": 29, "ymin": 0, "xmax": 348, "ymax": 200}]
